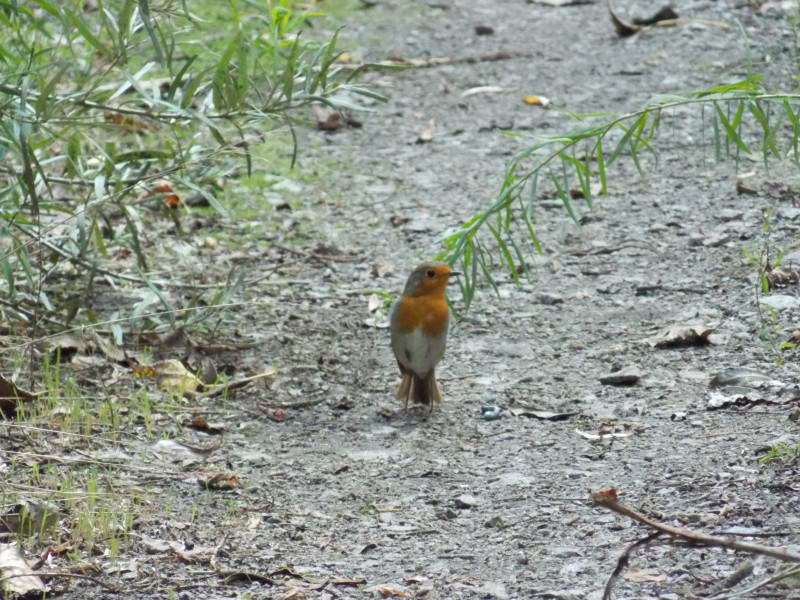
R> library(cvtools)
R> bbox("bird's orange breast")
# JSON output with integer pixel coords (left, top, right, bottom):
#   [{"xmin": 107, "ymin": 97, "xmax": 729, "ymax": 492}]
[{"xmin": 394, "ymin": 295, "xmax": 449, "ymax": 338}]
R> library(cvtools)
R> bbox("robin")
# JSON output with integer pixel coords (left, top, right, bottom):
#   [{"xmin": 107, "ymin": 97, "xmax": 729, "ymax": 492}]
[{"xmin": 390, "ymin": 262, "xmax": 458, "ymax": 409}]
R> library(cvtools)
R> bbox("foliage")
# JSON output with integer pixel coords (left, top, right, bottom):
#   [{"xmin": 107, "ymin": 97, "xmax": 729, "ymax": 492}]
[
  {"xmin": 0, "ymin": 0, "xmax": 382, "ymax": 338},
  {"xmin": 439, "ymin": 76, "xmax": 800, "ymax": 308}
]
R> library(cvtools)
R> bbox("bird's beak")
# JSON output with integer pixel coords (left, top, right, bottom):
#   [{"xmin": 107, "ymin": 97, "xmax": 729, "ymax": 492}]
[{"xmin": 448, "ymin": 271, "xmax": 461, "ymax": 283}]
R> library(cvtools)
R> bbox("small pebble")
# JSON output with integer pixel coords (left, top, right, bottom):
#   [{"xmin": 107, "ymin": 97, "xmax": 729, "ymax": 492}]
[{"xmin": 481, "ymin": 404, "xmax": 503, "ymax": 420}]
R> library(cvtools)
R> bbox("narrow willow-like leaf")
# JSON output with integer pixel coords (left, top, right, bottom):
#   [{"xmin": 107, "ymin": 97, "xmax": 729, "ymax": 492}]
[
  {"xmin": 476, "ymin": 242, "xmax": 499, "ymax": 297},
  {"xmin": 519, "ymin": 196, "xmax": 542, "ymax": 255},
  {"xmin": 167, "ymin": 55, "xmax": 197, "ymax": 103},
  {"xmin": 782, "ymin": 99, "xmax": 800, "ymax": 162},
  {"xmin": 715, "ymin": 102, "xmax": 750, "ymax": 154},
  {"xmin": 212, "ymin": 32, "xmax": 241, "ymax": 110},
  {"xmin": 137, "ymin": 0, "xmax": 164, "ymax": 65},
  {"xmin": 487, "ymin": 223, "xmax": 517, "ymax": 284},
  {"xmin": 120, "ymin": 204, "xmax": 147, "ymax": 269},
  {"xmin": 606, "ymin": 121, "xmax": 637, "ymax": 166},
  {"xmin": 749, "ymin": 100, "xmax": 779, "ymax": 159},
  {"xmin": 550, "ymin": 171, "xmax": 577, "ymax": 224},
  {"xmin": 64, "ymin": 8, "xmax": 109, "ymax": 54}
]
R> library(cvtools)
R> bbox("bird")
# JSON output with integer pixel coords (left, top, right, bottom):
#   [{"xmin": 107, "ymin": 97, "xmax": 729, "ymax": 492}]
[{"xmin": 390, "ymin": 262, "xmax": 458, "ymax": 410}]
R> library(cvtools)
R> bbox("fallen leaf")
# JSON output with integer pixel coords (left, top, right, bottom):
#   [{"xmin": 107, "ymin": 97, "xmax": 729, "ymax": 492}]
[
  {"xmin": 372, "ymin": 263, "xmax": 394, "ymax": 277},
  {"xmin": 647, "ymin": 324, "xmax": 713, "ymax": 348},
  {"xmin": 389, "ymin": 215, "xmax": 410, "ymax": 227},
  {"xmin": 0, "ymin": 543, "xmax": 47, "ymax": 595},
  {"xmin": 461, "ymin": 85, "xmax": 515, "ymax": 97},
  {"xmin": 416, "ymin": 119, "xmax": 436, "ymax": 143},
  {"xmin": 632, "ymin": 6, "xmax": 678, "ymax": 26},
  {"xmin": 367, "ymin": 294, "xmax": 383, "ymax": 313},
  {"xmin": 0, "ymin": 375, "xmax": 36, "ymax": 419},
  {"xmin": 150, "ymin": 439, "xmax": 217, "ymax": 458},
  {"xmin": 148, "ymin": 359, "xmax": 203, "ymax": 393},
  {"xmin": 105, "ymin": 112, "xmax": 158, "ymax": 133},
  {"xmin": 575, "ymin": 429, "xmax": 635, "ymax": 441},
  {"xmin": 183, "ymin": 417, "xmax": 225, "ymax": 435},
  {"xmin": 607, "ymin": 0, "xmax": 640, "ymax": 36},
  {"xmin": 521, "ymin": 95, "xmax": 550, "ymax": 107},
  {"xmin": 313, "ymin": 105, "xmax": 343, "ymax": 131},
  {"xmin": 149, "ymin": 182, "xmax": 181, "ymax": 207},
  {"xmin": 198, "ymin": 471, "xmax": 241, "ymax": 490},
  {"xmin": 624, "ymin": 567, "xmax": 666, "ymax": 583},
  {"xmin": 512, "ymin": 409, "xmax": 578, "ymax": 421},
  {"xmin": 368, "ymin": 584, "xmax": 409, "ymax": 598},
  {"xmin": 766, "ymin": 264, "xmax": 800, "ymax": 289},
  {"xmin": 736, "ymin": 179, "xmax": 758, "ymax": 195},
  {"xmin": 599, "ymin": 368, "xmax": 641, "ymax": 386}
]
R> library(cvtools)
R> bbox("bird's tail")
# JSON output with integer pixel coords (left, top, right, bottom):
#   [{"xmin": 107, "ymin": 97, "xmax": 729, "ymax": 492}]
[{"xmin": 396, "ymin": 369, "xmax": 441, "ymax": 409}]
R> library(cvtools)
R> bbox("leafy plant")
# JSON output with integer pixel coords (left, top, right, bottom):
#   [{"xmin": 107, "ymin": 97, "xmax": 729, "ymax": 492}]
[
  {"xmin": 439, "ymin": 76, "xmax": 800, "ymax": 307},
  {"xmin": 0, "ymin": 0, "xmax": 384, "ymax": 340}
]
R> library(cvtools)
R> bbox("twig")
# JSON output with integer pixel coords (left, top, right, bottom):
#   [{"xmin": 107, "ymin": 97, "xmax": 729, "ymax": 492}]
[
  {"xmin": 0, "ymin": 571, "xmax": 120, "ymax": 592},
  {"xmin": 347, "ymin": 50, "xmax": 539, "ymax": 71},
  {"xmin": 706, "ymin": 564, "xmax": 800, "ymax": 600},
  {"xmin": 592, "ymin": 488, "xmax": 800, "ymax": 562},
  {"xmin": 209, "ymin": 532, "xmax": 229, "ymax": 570},
  {"xmin": 709, "ymin": 561, "xmax": 754, "ymax": 596},
  {"xmin": 603, "ymin": 531, "xmax": 661, "ymax": 600}
]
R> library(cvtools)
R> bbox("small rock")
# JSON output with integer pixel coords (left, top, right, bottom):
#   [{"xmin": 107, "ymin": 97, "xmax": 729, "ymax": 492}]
[
  {"xmin": 710, "ymin": 368, "xmax": 783, "ymax": 389},
  {"xmin": 481, "ymin": 404, "xmax": 503, "ymax": 420},
  {"xmin": 719, "ymin": 209, "xmax": 744, "ymax": 222},
  {"xmin": 599, "ymin": 367, "xmax": 641, "ymax": 386},
  {"xmin": 484, "ymin": 515, "xmax": 504, "ymax": 528},
  {"xmin": 478, "ymin": 581, "xmax": 508, "ymax": 600},
  {"xmin": 535, "ymin": 292, "xmax": 563, "ymax": 305},
  {"xmin": 454, "ymin": 494, "xmax": 479, "ymax": 509}
]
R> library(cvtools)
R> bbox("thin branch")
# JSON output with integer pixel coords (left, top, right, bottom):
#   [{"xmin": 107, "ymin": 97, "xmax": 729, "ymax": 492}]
[
  {"xmin": 603, "ymin": 531, "xmax": 662, "ymax": 600},
  {"xmin": 591, "ymin": 488, "xmax": 800, "ymax": 563}
]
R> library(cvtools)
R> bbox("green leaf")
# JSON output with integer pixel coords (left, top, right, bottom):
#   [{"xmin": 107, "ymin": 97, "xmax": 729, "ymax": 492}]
[
  {"xmin": 714, "ymin": 102, "xmax": 751, "ymax": 154},
  {"xmin": 137, "ymin": 0, "xmax": 165, "ymax": 65},
  {"xmin": 64, "ymin": 8, "xmax": 109, "ymax": 55}
]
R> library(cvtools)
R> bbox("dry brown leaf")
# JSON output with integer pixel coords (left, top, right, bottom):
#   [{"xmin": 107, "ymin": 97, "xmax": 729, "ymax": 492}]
[
  {"xmin": 104, "ymin": 112, "xmax": 158, "ymax": 133},
  {"xmin": 198, "ymin": 471, "xmax": 241, "ymax": 490},
  {"xmin": 183, "ymin": 417, "xmax": 225, "ymax": 434},
  {"xmin": 0, "ymin": 375, "xmax": 36, "ymax": 419},
  {"xmin": 647, "ymin": 324, "xmax": 713, "ymax": 348},
  {"xmin": 766, "ymin": 265, "xmax": 800, "ymax": 290},
  {"xmin": 312, "ymin": 105, "xmax": 343, "ymax": 131},
  {"xmin": 148, "ymin": 182, "xmax": 181, "ymax": 207},
  {"xmin": 371, "ymin": 585, "xmax": 409, "ymax": 598}
]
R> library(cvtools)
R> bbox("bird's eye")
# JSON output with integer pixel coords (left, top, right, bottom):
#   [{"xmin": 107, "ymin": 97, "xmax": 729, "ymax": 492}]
[{"xmin": 426, "ymin": 269, "xmax": 436, "ymax": 278}]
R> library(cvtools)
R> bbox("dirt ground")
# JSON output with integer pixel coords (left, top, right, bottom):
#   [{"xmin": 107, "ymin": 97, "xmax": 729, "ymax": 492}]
[{"xmin": 14, "ymin": 1, "xmax": 800, "ymax": 599}]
